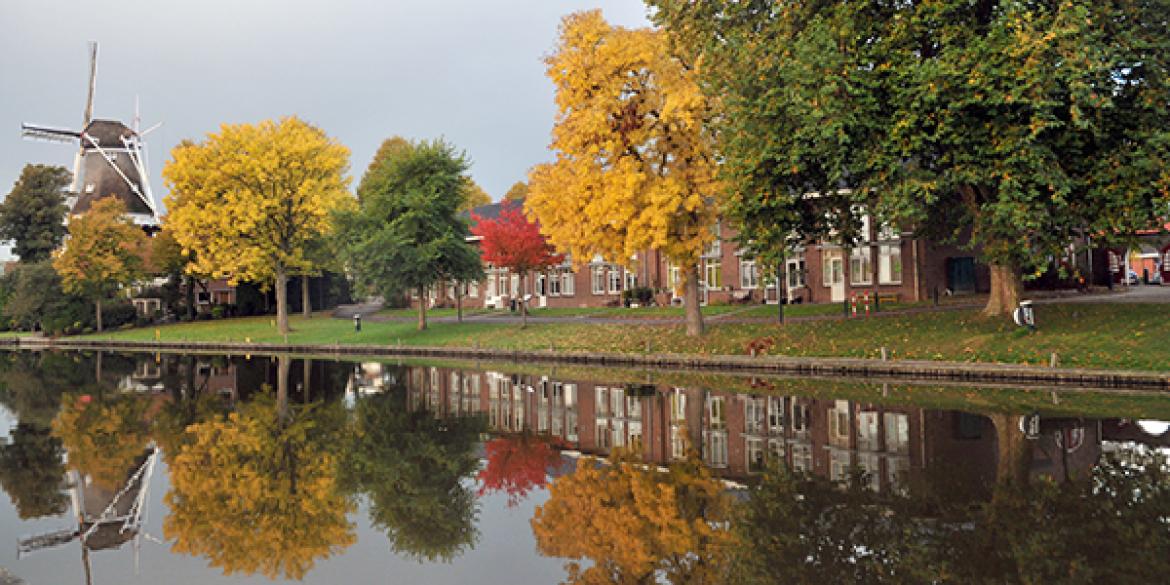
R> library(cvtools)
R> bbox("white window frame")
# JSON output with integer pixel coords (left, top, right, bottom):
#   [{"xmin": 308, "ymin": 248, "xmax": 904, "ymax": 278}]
[
  {"xmin": 704, "ymin": 259, "xmax": 723, "ymax": 288},
  {"xmin": 787, "ymin": 259, "xmax": 806, "ymax": 289},
  {"xmin": 591, "ymin": 266, "xmax": 606, "ymax": 295},
  {"xmin": 548, "ymin": 271, "xmax": 561, "ymax": 296},
  {"xmin": 624, "ymin": 270, "xmax": 637, "ymax": 291},
  {"xmin": 562, "ymin": 270, "xmax": 575, "ymax": 296},
  {"xmin": 850, "ymin": 248, "xmax": 873, "ymax": 286},
  {"xmin": 879, "ymin": 243, "xmax": 903, "ymax": 285},
  {"xmin": 607, "ymin": 267, "xmax": 622, "ymax": 294},
  {"xmin": 739, "ymin": 259, "xmax": 759, "ymax": 289}
]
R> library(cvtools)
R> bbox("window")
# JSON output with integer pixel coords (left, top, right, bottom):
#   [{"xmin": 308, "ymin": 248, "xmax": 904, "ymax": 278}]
[
  {"xmin": 739, "ymin": 259, "xmax": 759, "ymax": 289},
  {"xmin": 607, "ymin": 268, "xmax": 622, "ymax": 294},
  {"xmin": 548, "ymin": 272, "xmax": 561, "ymax": 296},
  {"xmin": 707, "ymin": 396, "xmax": 726, "ymax": 430},
  {"xmin": 705, "ymin": 221, "xmax": 722, "ymax": 257},
  {"xmin": 591, "ymin": 266, "xmax": 606, "ymax": 295},
  {"xmin": 704, "ymin": 260, "xmax": 723, "ymax": 288},
  {"xmin": 667, "ymin": 263, "xmax": 682, "ymax": 291},
  {"xmin": 670, "ymin": 389, "xmax": 687, "ymax": 422},
  {"xmin": 486, "ymin": 271, "xmax": 497, "ymax": 297},
  {"xmin": 499, "ymin": 273, "xmax": 510, "ymax": 297},
  {"xmin": 879, "ymin": 244, "xmax": 903, "ymax": 284},
  {"xmin": 884, "ymin": 413, "xmax": 910, "ymax": 454},
  {"xmin": 596, "ymin": 386, "xmax": 609, "ymax": 417},
  {"xmin": 703, "ymin": 431, "xmax": 728, "ymax": 468},
  {"xmin": 822, "ymin": 252, "xmax": 843, "ymax": 287},
  {"xmin": 858, "ymin": 411, "xmax": 880, "ymax": 451},
  {"xmin": 767, "ymin": 397, "xmax": 785, "ymax": 431},
  {"xmin": 745, "ymin": 398, "xmax": 765, "ymax": 434},
  {"xmin": 850, "ymin": 248, "xmax": 873, "ymax": 285},
  {"xmin": 747, "ymin": 438, "xmax": 767, "ymax": 473},
  {"xmin": 624, "ymin": 270, "xmax": 637, "ymax": 291},
  {"xmin": 786, "ymin": 259, "xmax": 806, "ymax": 289},
  {"xmin": 791, "ymin": 401, "xmax": 810, "ymax": 434},
  {"xmin": 562, "ymin": 270, "xmax": 575, "ymax": 296},
  {"xmin": 468, "ymin": 280, "xmax": 479, "ymax": 298},
  {"xmin": 829, "ymin": 401, "xmax": 851, "ymax": 447},
  {"xmin": 511, "ymin": 274, "xmax": 521, "ymax": 296}
]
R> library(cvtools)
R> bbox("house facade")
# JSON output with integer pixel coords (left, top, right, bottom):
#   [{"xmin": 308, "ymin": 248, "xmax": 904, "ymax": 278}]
[{"xmin": 422, "ymin": 200, "xmax": 990, "ymax": 310}]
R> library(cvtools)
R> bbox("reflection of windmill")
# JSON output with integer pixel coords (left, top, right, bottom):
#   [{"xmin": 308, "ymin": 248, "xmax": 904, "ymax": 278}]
[
  {"xmin": 21, "ymin": 42, "xmax": 161, "ymax": 228},
  {"xmin": 17, "ymin": 445, "xmax": 161, "ymax": 583}
]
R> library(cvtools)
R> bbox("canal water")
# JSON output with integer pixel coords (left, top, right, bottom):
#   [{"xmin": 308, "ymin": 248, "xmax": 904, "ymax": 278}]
[{"xmin": 0, "ymin": 350, "xmax": 1167, "ymax": 584}]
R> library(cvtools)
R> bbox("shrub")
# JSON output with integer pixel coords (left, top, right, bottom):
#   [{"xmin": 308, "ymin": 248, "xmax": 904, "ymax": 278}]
[{"xmin": 210, "ymin": 305, "xmax": 226, "ymax": 319}]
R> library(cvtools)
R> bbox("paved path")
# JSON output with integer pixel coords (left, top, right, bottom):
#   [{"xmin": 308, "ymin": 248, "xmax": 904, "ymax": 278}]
[{"xmin": 334, "ymin": 286, "xmax": 1168, "ymax": 327}]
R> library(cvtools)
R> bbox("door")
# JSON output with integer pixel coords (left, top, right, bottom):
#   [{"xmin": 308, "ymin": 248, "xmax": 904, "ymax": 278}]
[
  {"xmin": 946, "ymin": 257, "xmax": 976, "ymax": 293},
  {"xmin": 824, "ymin": 251, "xmax": 845, "ymax": 302},
  {"xmin": 535, "ymin": 273, "xmax": 548, "ymax": 307}
]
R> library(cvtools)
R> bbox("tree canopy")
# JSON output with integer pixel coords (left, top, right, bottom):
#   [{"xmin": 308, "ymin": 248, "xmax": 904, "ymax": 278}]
[
  {"xmin": 339, "ymin": 138, "xmax": 483, "ymax": 330},
  {"xmin": 471, "ymin": 205, "xmax": 562, "ymax": 326},
  {"xmin": 460, "ymin": 178, "xmax": 492, "ymax": 212},
  {"xmin": 0, "ymin": 164, "xmax": 70, "ymax": 263},
  {"xmin": 527, "ymin": 10, "xmax": 720, "ymax": 335},
  {"xmin": 52, "ymin": 197, "xmax": 147, "ymax": 332},
  {"xmin": 503, "ymin": 181, "xmax": 529, "ymax": 202},
  {"xmin": 340, "ymin": 382, "xmax": 486, "ymax": 562},
  {"xmin": 164, "ymin": 393, "xmax": 355, "ymax": 580},
  {"xmin": 651, "ymin": 0, "xmax": 1170, "ymax": 315},
  {"xmin": 163, "ymin": 117, "xmax": 352, "ymax": 333},
  {"xmin": 532, "ymin": 450, "xmax": 734, "ymax": 584}
]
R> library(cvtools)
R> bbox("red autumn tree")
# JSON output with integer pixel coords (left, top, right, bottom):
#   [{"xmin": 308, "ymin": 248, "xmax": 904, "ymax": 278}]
[
  {"xmin": 477, "ymin": 435, "xmax": 561, "ymax": 507},
  {"xmin": 471, "ymin": 205, "xmax": 563, "ymax": 327}
]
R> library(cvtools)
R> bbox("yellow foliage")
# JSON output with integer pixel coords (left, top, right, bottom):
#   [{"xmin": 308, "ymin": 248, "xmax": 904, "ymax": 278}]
[
  {"xmin": 163, "ymin": 396, "xmax": 355, "ymax": 579},
  {"xmin": 162, "ymin": 117, "xmax": 352, "ymax": 287},
  {"xmin": 53, "ymin": 197, "xmax": 147, "ymax": 300},
  {"xmin": 51, "ymin": 394, "xmax": 151, "ymax": 490},
  {"xmin": 527, "ymin": 10, "xmax": 720, "ymax": 274},
  {"xmin": 531, "ymin": 449, "xmax": 734, "ymax": 584}
]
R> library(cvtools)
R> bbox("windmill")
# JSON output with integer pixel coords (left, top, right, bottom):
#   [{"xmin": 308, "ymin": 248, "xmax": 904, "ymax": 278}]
[{"xmin": 21, "ymin": 42, "xmax": 162, "ymax": 228}]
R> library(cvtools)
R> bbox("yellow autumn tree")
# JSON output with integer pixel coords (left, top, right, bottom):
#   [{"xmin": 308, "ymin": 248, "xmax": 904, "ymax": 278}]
[
  {"xmin": 527, "ymin": 10, "xmax": 720, "ymax": 336},
  {"xmin": 460, "ymin": 178, "xmax": 492, "ymax": 212},
  {"xmin": 503, "ymin": 180, "xmax": 529, "ymax": 202},
  {"xmin": 531, "ymin": 450, "xmax": 734, "ymax": 584},
  {"xmin": 163, "ymin": 391, "xmax": 355, "ymax": 580},
  {"xmin": 162, "ymin": 117, "xmax": 352, "ymax": 334},
  {"xmin": 51, "ymin": 393, "xmax": 152, "ymax": 490},
  {"xmin": 52, "ymin": 197, "xmax": 148, "ymax": 332}
]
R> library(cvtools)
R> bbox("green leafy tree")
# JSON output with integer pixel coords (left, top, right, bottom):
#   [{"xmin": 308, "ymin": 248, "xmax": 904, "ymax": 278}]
[
  {"xmin": 652, "ymin": 0, "xmax": 1170, "ymax": 316},
  {"xmin": 0, "ymin": 164, "xmax": 70, "ymax": 262},
  {"xmin": 338, "ymin": 138, "xmax": 483, "ymax": 330},
  {"xmin": 340, "ymin": 375, "xmax": 486, "ymax": 562},
  {"xmin": 0, "ymin": 422, "xmax": 68, "ymax": 519}
]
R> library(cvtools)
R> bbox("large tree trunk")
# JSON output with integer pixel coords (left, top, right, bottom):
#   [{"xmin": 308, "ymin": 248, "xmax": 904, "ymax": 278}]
[
  {"xmin": 520, "ymin": 273, "xmax": 528, "ymax": 329},
  {"xmin": 417, "ymin": 285, "xmax": 428, "ymax": 331},
  {"xmin": 456, "ymin": 282, "xmax": 463, "ymax": 323},
  {"xmin": 95, "ymin": 298, "xmax": 103, "ymax": 333},
  {"xmin": 184, "ymin": 275, "xmax": 195, "ymax": 320},
  {"xmin": 989, "ymin": 412, "xmax": 1032, "ymax": 488},
  {"xmin": 276, "ymin": 354, "xmax": 290, "ymax": 423},
  {"xmin": 684, "ymin": 267, "xmax": 704, "ymax": 337},
  {"xmin": 301, "ymin": 276, "xmax": 312, "ymax": 319},
  {"xmin": 275, "ymin": 266, "xmax": 290, "ymax": 334},
  {"xmin": 983, "ymin": 262, "xmax": 1022, "ymax": 317}
]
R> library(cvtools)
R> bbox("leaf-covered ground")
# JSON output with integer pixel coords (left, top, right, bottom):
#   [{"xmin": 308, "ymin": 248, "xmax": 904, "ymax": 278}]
[{"xmin": 80, "ymin": 303, "xmax": 1169, "ymax": 371}]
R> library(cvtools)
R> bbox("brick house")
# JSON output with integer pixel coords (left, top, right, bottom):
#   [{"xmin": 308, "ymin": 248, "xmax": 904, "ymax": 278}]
[{"xmin": 422, "ymin": 200, "xmax": 990, "ymax": 310}]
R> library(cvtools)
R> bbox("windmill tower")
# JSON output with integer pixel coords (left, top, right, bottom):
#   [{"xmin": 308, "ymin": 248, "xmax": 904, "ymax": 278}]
[{"xmin": 21, "ymin": 42, "xmax": 162, "ymax": 229}]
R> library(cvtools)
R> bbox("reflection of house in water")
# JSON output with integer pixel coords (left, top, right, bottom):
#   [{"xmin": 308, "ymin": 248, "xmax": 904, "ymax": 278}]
[{"xmin": 386, "ymin": 365, "xmax": 1116, "ymax": 493}]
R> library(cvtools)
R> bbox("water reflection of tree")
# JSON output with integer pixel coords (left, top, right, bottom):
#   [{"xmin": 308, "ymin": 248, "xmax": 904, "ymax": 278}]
[
  {"xmin": 478, "ymin": 433, "xmax": 561, "ymax": 507},
  {"xmin": 731, "ymin": 447, "xmax": 1170, "ymax": 584},
  {"xmin": 341, "ymin": 379, "xmax": 487, "ymax": 562},
  {"xmin": 163, "ymin": 357, "xmax": 354, "ymax": 580},
  {"xmin": 532, "ymin": 449, "xmax": 735, "ymax": 584},
  {"xmin": 51, "ymin": 392, "xmax": 151, "ymax": 490},
  {"xmin": 0, "ymin": 422, "xmax": 67, "ymax": 518}
]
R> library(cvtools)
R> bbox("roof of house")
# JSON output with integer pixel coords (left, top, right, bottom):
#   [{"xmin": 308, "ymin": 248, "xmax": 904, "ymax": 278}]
[{"xmin": 461, "ymin": 198, "xmax": 523, "ymax": 226}]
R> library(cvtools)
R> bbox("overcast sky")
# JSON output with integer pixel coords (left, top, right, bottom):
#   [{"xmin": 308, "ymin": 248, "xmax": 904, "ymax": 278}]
[{"xmin": 0, "ymin": 0, "xmax": 652, "ymax": 213}]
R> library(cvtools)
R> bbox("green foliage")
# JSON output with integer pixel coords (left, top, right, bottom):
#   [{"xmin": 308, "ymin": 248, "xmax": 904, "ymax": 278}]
[
  {"xmin": 0, "ymin": 164, "xmax": 70, "ymax": 263},
  {"xmin": 338, "ymin": 138, "xmax": 484, "ymax": 301},
  {"xmin": 340, "ymin": 373, "xmax": 486, "ymax": 562},
  {"xmin": 731, "ymin": 449, "xmax": 1170, "ymax": 584},
  {"xmin": 652, "ymin": 0, "xmax": 1170, "ymax": 280},
  {"xmin": 0, "ymin": 422, "xmax": 67, "ymax": 519}
]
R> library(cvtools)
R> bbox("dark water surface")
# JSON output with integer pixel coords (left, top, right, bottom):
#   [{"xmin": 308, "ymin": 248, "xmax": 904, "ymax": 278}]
[{"xmin": 0, "ymin": 350, "xmax": 1167, "ymax": 584}]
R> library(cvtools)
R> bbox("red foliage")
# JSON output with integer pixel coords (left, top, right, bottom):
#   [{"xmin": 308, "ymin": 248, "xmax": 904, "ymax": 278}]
[
  {"xmin": 471, "ymin": 206, "xmax": 563, "ymax": 273},
  {"xmin": 478, "ymin": 435, "xmax": 561, "ymax": 507}
]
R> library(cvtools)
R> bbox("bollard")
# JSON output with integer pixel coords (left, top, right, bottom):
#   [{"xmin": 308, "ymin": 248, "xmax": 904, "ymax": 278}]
[
  {"xmin": 880, "ymin": 346, "xmax": 889, "ymax": 361},
  {"xmin": 645, "ymin": 339, "xmax": 652, "ymax": 353},
  {"xmin": 851, "ymin": 293, "xmax": 858, "ymax": 318},
  {"xmin": 353, "ymin": 313, "xmax": 362, "ymax": 332},
  {"xmin": 864, "ymin": 292, "xmax": 871, "ymax": 318},
  {"xmin": 1049, "ymin": 352, "xmax": 1059, "ymax": 368}
]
